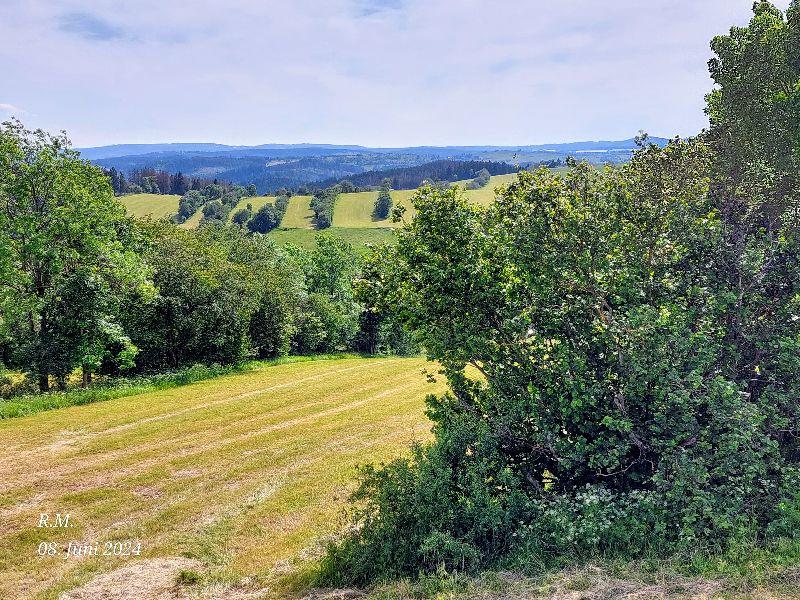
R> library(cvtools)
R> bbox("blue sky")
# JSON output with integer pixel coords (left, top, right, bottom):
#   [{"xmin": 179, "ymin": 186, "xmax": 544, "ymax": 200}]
[{"xmin": 0, "ymin": 1, "xmax": 792, "ymax": 147}]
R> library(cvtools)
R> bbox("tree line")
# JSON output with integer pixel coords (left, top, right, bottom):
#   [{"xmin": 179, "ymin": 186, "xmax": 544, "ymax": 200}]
[
  {"xmin": 103, "ymin": 166, "xmax": 224, "ymax": 196},
  {"xmin": 314, "ymin": 159, "xmax": 518, "ymax": 191},
  {"xmin": 0, "ymin": 121, "xmax": 412, "ymax": 394}
]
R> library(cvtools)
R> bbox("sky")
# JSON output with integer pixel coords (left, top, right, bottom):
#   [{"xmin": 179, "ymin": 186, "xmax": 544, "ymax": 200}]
[{"xmin": 0, "ymin": 0, "xmax": 793, "ymax": 148}]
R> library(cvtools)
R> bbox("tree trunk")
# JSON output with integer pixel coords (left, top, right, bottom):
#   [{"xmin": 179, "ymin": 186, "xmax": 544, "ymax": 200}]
[
  {"xmin": 38, "ymin": 372, "xmax": 49, "ymax": 393},
  {"xmin": 82, "ymin": 364, "xmax": 92, "ymax": 388}
]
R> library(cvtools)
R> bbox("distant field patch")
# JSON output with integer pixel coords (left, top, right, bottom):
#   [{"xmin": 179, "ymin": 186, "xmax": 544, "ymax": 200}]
[
  {"xmin": 330, "ymin": 174, "xmax": 518, "ymax": 229},
  {"xmin": 267, "ymin": 227, "xmax": 396, "ymax": 250},
  {"xmin": 120, "ymin": 194, "xmax": 180, "ymax": 219},
  {"xmin": 278, "ymin": 195, "xmax": 315, "ymax": 229},
  {"xmin": 330, "ymin": 190, "xmax": 409, "ymax": 228},
  {"xmin": 228, "ymin": 195, "xmax": 273, "ymax": 221},
  {"xmin": 463, "ymin": 172, "xmax": 519, "ymax": 205}
]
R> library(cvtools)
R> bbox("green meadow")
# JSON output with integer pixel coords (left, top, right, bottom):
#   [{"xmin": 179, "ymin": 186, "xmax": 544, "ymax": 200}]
[
  {"xmin": 119, "ymin": 193, "xmax": 180, "ymax": 219},
  {"xmin": 119, "ymin": 174, "xmax": 520, "ymax": 250}
]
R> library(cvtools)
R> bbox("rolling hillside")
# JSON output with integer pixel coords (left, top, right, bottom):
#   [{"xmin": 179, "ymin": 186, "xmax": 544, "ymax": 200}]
[
  {"xmin": 118, "ymin": 174, "xmax": 521, "ymax": 249},
  {"xmin": 0, "ymin": 356, "xmax": 443, "ymax": 599}
]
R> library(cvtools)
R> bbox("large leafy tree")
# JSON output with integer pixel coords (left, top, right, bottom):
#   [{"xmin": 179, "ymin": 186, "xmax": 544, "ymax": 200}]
[
  {"xmin": 0, "ymin": 120, "xmax": 142, "ymax": 391},
  {"xmin": 705, "ymin": 0, "xmax": 800, "ymax": 481},
  {"xmin": 322, "ymin": 2, "xmax": 800, "ymax": 583}
]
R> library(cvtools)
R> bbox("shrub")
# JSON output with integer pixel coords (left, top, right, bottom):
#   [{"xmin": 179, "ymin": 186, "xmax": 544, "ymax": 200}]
[
  {"xmin": 322, "ymin": 127, "xmax": 800, "ymax": 584},
  {"xmin": 247, "ymin": 204, "xmax": 280, "ymax": 233}
]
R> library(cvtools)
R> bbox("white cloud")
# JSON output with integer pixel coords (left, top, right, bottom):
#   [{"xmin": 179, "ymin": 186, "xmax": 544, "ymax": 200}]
[
  {"xmin": 0, "ymin": 103, "xmax": 24, "ymax": 114},
  {"xmin": 0, "ymin": 0, "xmax": 792, "ymax": 146}
]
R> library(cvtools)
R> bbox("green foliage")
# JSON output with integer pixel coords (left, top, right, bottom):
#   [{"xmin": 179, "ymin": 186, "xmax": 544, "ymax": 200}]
[
  {"xmin": 374, "ymin": 179, "xmax": 394, "ymax": 220},
  {"xmin": 289, "ymin": 235, "xmax": 362, "ymax": 353},
  {"xmin": 0, "ymin": 119, "xmax": 144, "ymax": 391},
  {"xmin": 310, "ymin": 186, "xmax": 339, "ymax": 229},
  {"xmin": 0, "ymin": 125, "xmax": 412, "ymax": 402},
  {"xmin": 465, "ymin": 168, "xmax": 491, "ymax": 190},
  {"xmin": 232, "ymin": 204, "xmax": 253, "ymax": 226},
  {"xmin": 354, "ymin": 244, "xmax": 416, "ymax": 355},
  {"xmin": 176, "ymin": 189, "xmax": 205, "ymax": 222},
  {"xmin": 123, "ymin": 223, "xmax": 303, "ymax": 369},
  {"xmin": 274, "ymin": 194, "xmax": 290, "ymax": 218},
  {"xmin": 247, "ymin": 203, "xmax": 280, "ymax": 233},
  {"xmin": 200, "ymin": 199, "xmax": 230, "ymax": 224},
  {"xmin": 321, "ymin": 5, "xmax": 800, "ymax": 579},
  {"xmin": 175, "ymin": 183, "xmax": 247, "ymax": 224}
]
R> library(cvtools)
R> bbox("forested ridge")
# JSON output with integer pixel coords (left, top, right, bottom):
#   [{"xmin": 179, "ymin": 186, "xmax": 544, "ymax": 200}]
[{"xmin": 313, "ymin": 159, "xmax": 518, "ymax": 190}]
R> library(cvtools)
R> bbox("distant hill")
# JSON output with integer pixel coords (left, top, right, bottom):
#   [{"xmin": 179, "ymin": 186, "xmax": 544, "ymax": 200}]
[
  {"xmin": 80, "ymin": 137, "xmax": 669, "ymax": 160},
  {"xmin": 84, "ymin": 137, "xmax": 670, "ymax": 193}
]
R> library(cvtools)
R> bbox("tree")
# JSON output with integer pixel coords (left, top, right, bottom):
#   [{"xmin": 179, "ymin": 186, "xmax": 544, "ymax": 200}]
[
  {"xmin": 246, "ymin": 183, "xmax": 257, "ymax": 197},
  {"xmin": 465, "ymin": 167, "xmax": 490, "ymax": 189},
  {"xmin": 123, "ymin": 223, "xmax": 258, "ymax": 369},
  {"xmin": 289, "ymin": 234, "xmax": 362, "ymax": 353},
  {"xmin": 176, "ymin": 190, "xmax": 204, "ymax": 223},
  {"xmin": 323, "ymin": 10, "xmax": 800, "ymax": 569},
  {"xmin": 232, "ymin": 203, "xmax": 253, "ymax": 226},
  {"xmin": 274, "ymin": 195, "xmax": 290, "ymax": 222},
  {"xmin": 354, "ymin": 244, "xmax": 415, "ymax": 355},
  {"xmin": 172, "ymin": 172, "xmax": 189, "ymax": 195},
  {"xmin": 200, "ymin": 199, "xmax": 230, "ymax": 224},
  {"xmin": 373, "ymin": 179, "xmax": 393, "ymax": 220},
  {"xmin": 339, "ymin": 180, "xmax": 357, "ymax": 193},
  {"xmin": 310, "ymin": 187, "xmax": 338, "ymax": 229},
  {"xmin": 247, "ymin": 204, "xmax": 280, "ymax": 233},
  {"xmin": 0, "ymin": 120, "xmax": 143, "ymax": 391}
]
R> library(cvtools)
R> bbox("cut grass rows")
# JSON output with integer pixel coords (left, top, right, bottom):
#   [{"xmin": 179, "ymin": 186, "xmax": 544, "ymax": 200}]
[{"xmin": 0, "ymin": 356, "xmax": 442, "ymax": 600}]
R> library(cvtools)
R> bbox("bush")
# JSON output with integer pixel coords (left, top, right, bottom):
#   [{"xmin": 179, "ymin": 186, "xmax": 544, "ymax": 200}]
[
  {"xmin": 465, "ymin": 168, "xmax": 490, "ymax": 190},
  {"xmin": 321, "ymin": 125, "xmax": 800, "ymax": 583},
  {"xmin": 247, "ymin": 204, "xmax": 280, "ymax": 233}
]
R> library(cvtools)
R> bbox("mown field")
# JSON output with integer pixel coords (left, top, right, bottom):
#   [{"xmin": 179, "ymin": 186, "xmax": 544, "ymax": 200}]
[
  {"xmin": 267, "ymin": 227, "xmax": 397, "ymax": 250},
  {"xmin": 119, "ymin": 193, "xmax": 180, "ymax": 219},
  {"xmin": 0, "ymin": 356, "xmax": 443, "ymax": 600},
  {"xmin": 118, "ymin": 174, "xmax": 520, "ymax": 250}
]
